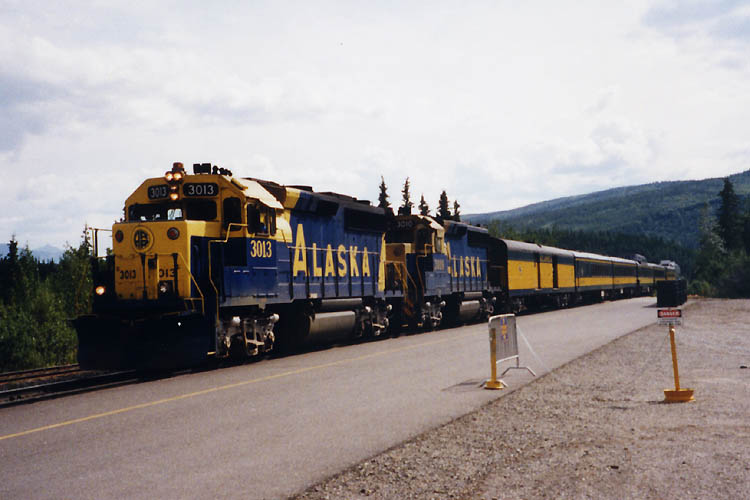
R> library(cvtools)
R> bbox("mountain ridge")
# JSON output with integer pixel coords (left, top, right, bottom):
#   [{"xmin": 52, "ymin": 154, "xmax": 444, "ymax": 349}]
[
  {"xmin": 466, "ymin": 169, "xmax": 750, "ymax": 248},
  {"xmin": 0, "ymin": 243, "xmax": 65, "ymax": 262}
]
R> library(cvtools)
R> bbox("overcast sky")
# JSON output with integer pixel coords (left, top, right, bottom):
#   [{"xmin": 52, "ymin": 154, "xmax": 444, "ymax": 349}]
[{"xmin": 2, "ymin": 0, "xmax": 749, "ymax": 249}]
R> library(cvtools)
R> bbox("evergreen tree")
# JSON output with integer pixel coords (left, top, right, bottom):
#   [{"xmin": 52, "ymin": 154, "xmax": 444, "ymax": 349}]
[
  {"xmin": 453, "ymin": 200, "xmax": 461, "ymax": 221},
  {"xmin": 51, "ymin": 231, "xmax": 93, "ymax": 317},
  {"xmin": 398, "ymin": 177, "xmax": 413, "ymax": 215},
  {"xmin": 692, "ymin": 204, "xmax": 726, "ymax": 287},
  {"xmin": 438, "ymin": 190, "xmax": 451, "ymax": 220},
  {"xmin": 377, "ymin": 176, "xmax": 390, "ymax": 209},
  {"xmin": 0, "ymin": 236, "xmax": 20, "ymax": 304},
  {"xmin": 418, "ymin": 194, "xmax": 430, "ymax": 216},
  {"xmin": 717, "ymin": 178, "xmax": 742, "ymax": 251},
  {"xmin": 0, "ymin": 232, "xmax": 90, "ymax": 370}
]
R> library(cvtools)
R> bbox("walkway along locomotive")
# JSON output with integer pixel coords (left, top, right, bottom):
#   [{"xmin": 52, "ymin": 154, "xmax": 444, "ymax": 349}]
[{"xmin": 74, "ymin": 163, "xmax": 675, "ymax": 369}]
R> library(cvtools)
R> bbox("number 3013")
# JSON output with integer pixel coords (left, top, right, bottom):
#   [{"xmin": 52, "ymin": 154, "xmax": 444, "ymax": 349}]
[{"xmin": 250, "ymin": 240, "xmax": 273, "ymax": 258}]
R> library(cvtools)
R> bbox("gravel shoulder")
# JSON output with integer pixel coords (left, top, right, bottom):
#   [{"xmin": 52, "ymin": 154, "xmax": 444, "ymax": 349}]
[{"xmin": 293, "ymin": 298, "xmax": 750, "ymax": 499}]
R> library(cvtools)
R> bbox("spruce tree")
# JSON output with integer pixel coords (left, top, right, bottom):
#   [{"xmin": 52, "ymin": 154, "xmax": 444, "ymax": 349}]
[
  {"xmin": 693, "ymin": 203, "xmax": 726, "ymax": 285},
  {"xmin": 717, "ymin": 178, "xmax": 742, "ymax": 250},
  {"xmin": 377, "ymin": 176, "xmax": 390, "ymax": 209},
  {"xmin": 0, "ymin": 237, "xmax": 20, "ymax": 304},
  {"xmin": 399, "ymin": 177, "xmax": 413, "ymax": 215},
  {"xmin": 418, "ymin": 194, "xmax": 430, "ymax": 216},
  {"xmin": 438, "ymin": 190, "xmax": 451, "ymax": 220},
  {"xmin": 453, "ymin": 200, "xmax": 461, "ymax": 221}
]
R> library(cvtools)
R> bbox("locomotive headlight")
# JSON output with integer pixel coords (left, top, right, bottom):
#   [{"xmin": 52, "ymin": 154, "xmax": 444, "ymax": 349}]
[
  {"xmin": 169, "ymin": 192, "xmax": 179, "ymax": 201},
  {"xmin": 114, "ymin": 230, "xmax": 124, "ymax": 243},
  {"xmin": 173, "ymin": 171, "xmax": 183, "ymax": 181},
  {"xmin": 95, "ymin": 285, "xmax": 106, "ymax": 296},
  {"xmin": 165, "ymin": 171, "xmax": 174, "ymax": 182},
  {"xmin": 167, "ymin": 227, "xmax": 180, "ymax": 240}
]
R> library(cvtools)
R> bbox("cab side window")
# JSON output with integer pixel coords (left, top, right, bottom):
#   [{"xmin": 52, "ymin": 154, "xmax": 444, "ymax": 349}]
[
  {"xmin": 247, "ymin": 204, "xmax": 276, "ymax": 236},
  {"xmin": 247, "ymin": 204, "xmax": 263, "ymax": 234},
  {"xmin": 415, "ymin": 227, "xmax": 430, "ymax": 253},
  {"xmin": 435, "ymin": 235, "xmax": 444, "ymax": 253},
  {"xmin": 223, "ymin": 197, "xmax": 242, "ymax": 230},
  {"xmin": 265, "ymin": 209, "xmax": 277, "ymax": 236}
]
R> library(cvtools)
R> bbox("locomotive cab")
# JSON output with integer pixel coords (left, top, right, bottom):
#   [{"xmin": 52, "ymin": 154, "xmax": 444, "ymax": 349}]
[{"xmin": 76, "ymin": 162, "xmax": 288, "ymax": 369}]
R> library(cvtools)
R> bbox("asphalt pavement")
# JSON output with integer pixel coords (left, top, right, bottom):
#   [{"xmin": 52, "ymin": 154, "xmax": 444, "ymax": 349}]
[{"xmin": 0, "ymin": 297, "xmax": 657, "ymax": 499}]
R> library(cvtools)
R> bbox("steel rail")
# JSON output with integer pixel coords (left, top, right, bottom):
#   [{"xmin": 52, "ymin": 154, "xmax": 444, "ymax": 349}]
[
  {"xmin": 0, "ymin": 370, "xmax": 139, "ymax": 408},
  {"xmin": 0, "ymin": 364, "xmax": 82, "ymax": 384}
]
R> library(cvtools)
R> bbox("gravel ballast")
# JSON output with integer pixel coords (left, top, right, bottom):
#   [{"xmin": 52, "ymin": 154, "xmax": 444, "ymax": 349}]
[{"xmin": 293, "ymin": 299, "xmax": 750, "ymax": 499}]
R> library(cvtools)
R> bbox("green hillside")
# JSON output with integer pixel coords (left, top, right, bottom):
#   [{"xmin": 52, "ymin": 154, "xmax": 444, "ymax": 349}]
[{"xmin": 467, "ymin": 169, "xmax": 750, "ymax": 248}]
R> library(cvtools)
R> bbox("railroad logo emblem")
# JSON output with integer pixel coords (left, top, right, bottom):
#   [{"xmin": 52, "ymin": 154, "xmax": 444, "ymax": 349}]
[{"xmin": 133, "ymin": 228, "xmax": 153, "ymax": 252}]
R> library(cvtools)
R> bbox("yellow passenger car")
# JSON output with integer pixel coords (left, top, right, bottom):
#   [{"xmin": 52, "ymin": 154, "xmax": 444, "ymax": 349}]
[{"xmin": 490, "ymin": 239, "xmax": 576, "ymax": 310}]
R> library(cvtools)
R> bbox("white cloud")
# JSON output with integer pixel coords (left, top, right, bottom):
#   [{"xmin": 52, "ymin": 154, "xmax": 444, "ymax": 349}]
[{"xmin": 1, "ymin": 1, "xmax": 749, "ymax": 247}]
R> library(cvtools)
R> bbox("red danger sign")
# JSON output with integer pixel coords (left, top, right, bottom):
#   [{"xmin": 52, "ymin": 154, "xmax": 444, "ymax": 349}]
[{"xmin": 658, "ymin": 309, "xmax": 682, "ymax": 318}]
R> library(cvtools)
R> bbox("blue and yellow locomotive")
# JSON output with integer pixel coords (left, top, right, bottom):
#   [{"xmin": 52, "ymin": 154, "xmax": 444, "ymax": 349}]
[
  {"xmin": 77, "ymin": 163, "xmax": 396, "ymax": 368},
  {"xmin": 384, "ymin": 216, "xmax": 498, "ymax": 330},
  {"xmin": 75, "ymin": 162, "xmax": 678, "ymax": 369}
]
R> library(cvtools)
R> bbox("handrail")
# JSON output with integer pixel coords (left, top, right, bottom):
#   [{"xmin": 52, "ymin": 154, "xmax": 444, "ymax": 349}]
[
  {"xmin": 78, "ymin": 225, "xmax": 113, "ymax": 314},
  {"xmin": 415, "ymin": 253, "xmax": 427, "ymax": 296},
  {"xmin": 387, "ymin": 260, "xmax": 419, "ymax": 294},
  {"xmin": 85, "ymin": 225, "xmax": 112, "ymax": 259},
  {"xmin": 176, "ymin": 252, "xmax": 205, "ymax": 315},
  {"xmin": 208, "ymin": 222, "xmax": 249, "ymax": 319}
]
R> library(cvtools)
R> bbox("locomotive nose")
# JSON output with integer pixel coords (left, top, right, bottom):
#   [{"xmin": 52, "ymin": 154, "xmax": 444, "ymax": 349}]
[{"xmin": 111, "ymin": 221, "xmax": 191, "ymax": 301}]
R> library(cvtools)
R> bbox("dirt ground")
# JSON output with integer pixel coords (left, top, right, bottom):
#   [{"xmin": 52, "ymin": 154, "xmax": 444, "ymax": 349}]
[{"xmin": 293, "ymin": 299, "xmax": 750, "ymax": 499}]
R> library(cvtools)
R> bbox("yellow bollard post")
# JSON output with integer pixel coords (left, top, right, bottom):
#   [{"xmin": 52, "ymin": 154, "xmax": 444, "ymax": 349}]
[
  {"xmin": 485, "ymin": 326, "xmax": 503, "ymax": 390},
  {"xmin": 669, "ymin": 325, "xmax": 681, "ymax": 391},
  {"xmin": 663, "ymin": 324, "xmax": 694, "ymax": 403}
]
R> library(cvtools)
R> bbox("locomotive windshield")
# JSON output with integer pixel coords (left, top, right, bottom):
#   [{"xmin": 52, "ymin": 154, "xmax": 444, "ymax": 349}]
[
  {"xmin": 385, "ymin": 229, "xmax": 414, "ymax": 244},
  {"xmin": 128, "ymin": 200, "xmax": 217, "ymax": 222}
]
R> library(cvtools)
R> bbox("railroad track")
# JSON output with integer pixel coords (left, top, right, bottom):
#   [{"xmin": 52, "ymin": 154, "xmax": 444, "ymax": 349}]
[
  {"xmin": 0, "ymin": 364, "xmax": 82, "ymax": 385},
  {"xmin": 0, "ymin": 369, "xmax": 139, "ymax": 408}
]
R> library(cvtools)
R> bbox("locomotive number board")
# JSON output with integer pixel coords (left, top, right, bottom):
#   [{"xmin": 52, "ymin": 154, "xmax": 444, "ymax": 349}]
[
  {"xmin": 147, "ymin": 184, "xmax": 169, "ymax": 199},
  {"xmin": 183, "ymin": 183, "xmax": 218, "ymax": 197}
]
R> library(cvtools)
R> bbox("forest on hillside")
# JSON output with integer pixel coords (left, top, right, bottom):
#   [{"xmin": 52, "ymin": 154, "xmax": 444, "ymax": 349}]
[{"xmin": 469, "ymin": 169, "xmax": 750, "ymax": 248}]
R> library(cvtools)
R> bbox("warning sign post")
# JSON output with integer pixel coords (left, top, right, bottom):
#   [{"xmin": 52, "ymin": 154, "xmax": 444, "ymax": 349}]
[
  {"xmin": 485, "ymin": 314, "xmax": 535, "ymax": 390},
  {"xmin": 658, "ymin": 308, "xmax": 683, "ymax": 326},
  {"xmin": 657, "ymin": 308, "xmax": 694, "ymax": 403}
]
